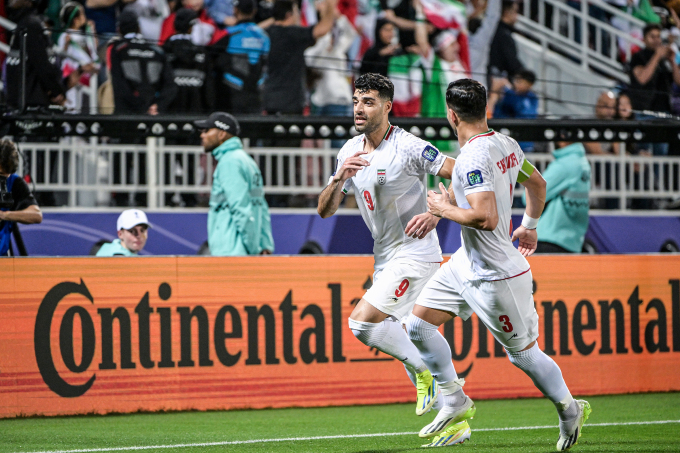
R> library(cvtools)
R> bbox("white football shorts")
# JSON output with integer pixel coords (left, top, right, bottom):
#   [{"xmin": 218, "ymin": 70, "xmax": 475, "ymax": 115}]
[
  {"xmin": 416, "ymin": 250, "xmax": 538, "ymax": 352},
  {"xmin": 363, "ymin": 257, "xmax": 441, "ymax": 322}
]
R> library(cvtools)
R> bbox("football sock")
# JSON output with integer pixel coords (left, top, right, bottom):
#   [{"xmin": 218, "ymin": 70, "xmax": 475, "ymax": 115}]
[
  {"xmin": 406, "ymin": 315, "xmax": 465, "ymax": 405},
  {"xmin": 348, "ymin": 318, "xmax": 427, "ymax": 371},
  {"xmin": 506, "ymin": 343, "xmax": 575, "ymax": 420}
]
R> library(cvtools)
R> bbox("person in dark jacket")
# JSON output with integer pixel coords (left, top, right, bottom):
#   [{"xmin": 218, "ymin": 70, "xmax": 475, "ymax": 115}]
[
  {"xmin": 5, "ymin": 0, "xmax": 64, "ymax": 110},
  {"xmin": 213, "ymin": 0, "xmax": 270, "ymax": 114},
  {"xmin": 488, "ymin": 0, "xmax": 524, "ymax": 85},
  {"xmin": 359, "ymin": 19, "xmax": 402, "ymax": 77},
  {"xmin": 163, "ymin": 8, "xmax": 215, "ymax": 113},
  {"xmin": 109, "ymin": 10, "xmax": 177, "ymax": 114}
]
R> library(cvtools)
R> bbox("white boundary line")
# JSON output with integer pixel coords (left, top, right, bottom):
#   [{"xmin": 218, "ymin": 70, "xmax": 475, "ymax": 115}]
[{"xmin": 14, "ymin": 419, "xmax": 680, "ymax": 453}]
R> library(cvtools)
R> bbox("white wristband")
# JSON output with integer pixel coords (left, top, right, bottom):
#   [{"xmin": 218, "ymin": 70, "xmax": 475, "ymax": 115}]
[{"xmin": 521, "ymin": 213, "xmax": 539, "ymax": 230}]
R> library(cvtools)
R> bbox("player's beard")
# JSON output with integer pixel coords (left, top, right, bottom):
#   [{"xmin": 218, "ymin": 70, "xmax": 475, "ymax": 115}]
[{"xmin": 354, "ymin": 113, "xmax": 380, "ymax": 135}]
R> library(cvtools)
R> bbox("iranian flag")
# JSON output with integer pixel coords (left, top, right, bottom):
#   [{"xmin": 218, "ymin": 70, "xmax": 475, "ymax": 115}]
[
  {"xmin": 419, "ymin": 0, "xmax": 467, "ymax": 30},
  {"xmin": 388, "ymin": 54, "xmax": 423, "ymax": 118}
]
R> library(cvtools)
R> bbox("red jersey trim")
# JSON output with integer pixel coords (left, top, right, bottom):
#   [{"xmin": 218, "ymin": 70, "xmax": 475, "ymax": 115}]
[
  {"xmin": 488, "ymin": 268, "xmax": 530, "ymax": 282},
  {"xmin": 467, "ymin": 130, "xmax": 495, "ymax": 145}
]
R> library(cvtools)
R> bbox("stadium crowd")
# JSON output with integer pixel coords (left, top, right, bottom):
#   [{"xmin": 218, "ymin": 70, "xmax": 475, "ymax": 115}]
[{"xmin": 4, "ymin": 0, "xmax": 680, "ymax": 132}]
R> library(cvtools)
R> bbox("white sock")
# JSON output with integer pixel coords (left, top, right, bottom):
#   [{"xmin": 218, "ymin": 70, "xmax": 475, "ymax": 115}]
[
  {"xmin": 406, "ymin": 315, "xmax": 461, "ymax": 388},
  {"xmin": 348, "ymin": 318, "xmax": 427, "ymax": 371},
  {"xmin": 506, "ymin": 343, "xmax": 575, "ymax": 420}
]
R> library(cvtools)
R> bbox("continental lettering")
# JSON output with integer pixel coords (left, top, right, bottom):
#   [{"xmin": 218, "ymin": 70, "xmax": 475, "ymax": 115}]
[{"xmin": 34, "ymin": 279, "xmax": 680, "ymax": 398}]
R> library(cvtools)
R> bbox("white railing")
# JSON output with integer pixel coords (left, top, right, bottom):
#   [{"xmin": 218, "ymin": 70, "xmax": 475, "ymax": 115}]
[
  {"xmin": 516, "ymin": 0, "xmax": 645, "ymax": 83},
  {"xmin": 15, "ymin": 139, "xmax": 680, "ymax": 210}
]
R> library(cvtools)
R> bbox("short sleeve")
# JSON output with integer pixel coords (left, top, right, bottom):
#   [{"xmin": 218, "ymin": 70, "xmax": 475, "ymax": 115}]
[
  {"xmin": 294, "ymin": 26, "xmax": 316, "ymax": 49},
  {"xmin": 455, "ymin": 151, "xmax": 494, "ymax": 196},
  {"xmin": 327, "ymin": 147, "xmax": 353, "ymax": 194},
  {"xmin": 11, "ymin": 177, "xmax": 38, "ymax": 211},
  {"xmin": 403, "ymin": 134, "xmax": 447, "ymax": 177}
]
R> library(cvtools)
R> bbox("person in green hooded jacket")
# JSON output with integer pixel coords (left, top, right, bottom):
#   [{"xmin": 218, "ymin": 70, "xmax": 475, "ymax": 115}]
[
  {"xmin": 524, "ymin": 141, "xmax": 591, "ymax": 253},
  {"xmin": 195, "ymin": 112, "xmax": 274, "ymax": 256}
]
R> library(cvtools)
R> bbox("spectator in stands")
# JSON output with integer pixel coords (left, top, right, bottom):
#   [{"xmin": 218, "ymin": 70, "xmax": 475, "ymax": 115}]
[
  {"xmin": 488, "ymin": 0, "xmax": 524, "ymax": 87},
  {"xmin": 5, "ymin": 0, "xmax": 65, "ymax": 111},
  {"xmin": 164, "ymin": 8, "xmax": 215, "ymax": 113},
  {"xmin": 359, "ymin": 19, "xmax": 402, "ymax": 77},
  {"xmin": 124, "ymin": 0, "xmax": 171, "ymax": 42},
  {"xmin": 159, "ymin": 0, "xmax": 226, "ymax": 45},
  {"xmin": 0, "ymin": 139, "xmax": 42, "ymax": 257},
  {"xmin": 213, "ymin": 0, "xmax": 270, "ymax": 114},
  {"xmin": 194, "ymin": 112, "xmax": 274, "ymax": 256},
  {"xmin": 628, "ymin": 23, "xmax": 680, "ymax": 156},
  {"xmin": 205, "ymin": 0, "xmax": 236, "ymax": 28},
  {"xmin": 305, "ymin": 8, "xmax": 357, "ymax": 129},
  {"xmin": 584, "ymin": 90, "xmax": 616, "ymax": 155},
  {"xmin": 263, "ymin": 0, "xmax": 338, "ymax": 115},
  {"xmin": 381, "ymin": 0, "xmax": 417, "ymax": 48},
  {"xmin": 490, "ymin": 70, "xmax": 538, "ymax": 152},
  {"xmin": 109, "ymin": 10, "xmax": 177, "ymax": 114},
  {"xmin": 96, "ymin": 209, "xmax": 150, "ymax": 256},
  {"xmin": 57, "ymin": 2, "xmax": 100, "ymax": 113},
  {"xmin": 83, "ymin": 0, "xmax": 123, "ymax": 37},
  {"xmin": 528, "ymin": 140, "xmax": 590, "ymax": 254},
  {"xmin": 469, "ymin": 0, "xmax": 501, "ymax": 89}
]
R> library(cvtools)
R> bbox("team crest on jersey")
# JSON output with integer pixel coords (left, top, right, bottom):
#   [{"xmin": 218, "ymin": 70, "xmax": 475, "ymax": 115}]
[
  {"xmin": 467, "ymin": 170, "xmax": 484, "ymax": 186},
  {"xmin": 422, "ymin": 145, "xmax": 439, "ymax": 162},
  {"xmin": 377, "ymin": 169, "xmax": 386, "ymax": 185}
]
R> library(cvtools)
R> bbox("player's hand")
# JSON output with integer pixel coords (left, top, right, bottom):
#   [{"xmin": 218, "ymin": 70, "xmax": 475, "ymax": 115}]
[
  {"xmin": 335, "ymin": 151, "xmax": 369, "ymax": 182},
  {"xmin": 511, "ymin": 225, "xmax": 537, "ymax": 257},
  {"xmin": 405, "ymin": 212, "xmax": 439, "ymax": 239},
  {"xmin": 427, "ymin": 182, "xmax": 455, "ymax": 218}
]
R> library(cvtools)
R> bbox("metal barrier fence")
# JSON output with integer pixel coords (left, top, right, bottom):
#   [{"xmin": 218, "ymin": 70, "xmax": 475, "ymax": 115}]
[{"xmin": 16, "ymin": 139, "xmax": 680, "ymax": 210}]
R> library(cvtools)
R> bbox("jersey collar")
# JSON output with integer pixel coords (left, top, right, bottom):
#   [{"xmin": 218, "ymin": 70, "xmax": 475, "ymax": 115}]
[
  {"xmin": 362, "ymin": 124, "xmax": 395, "ymax": 146},
  {"xmin": 466, "ymin": 129, "xmax": 495, "ymax": 145}
]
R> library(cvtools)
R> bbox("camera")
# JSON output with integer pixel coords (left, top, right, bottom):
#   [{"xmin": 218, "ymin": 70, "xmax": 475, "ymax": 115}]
[{"xmin": 0, "ymin": 176, "xmax": 14, "ymax": 209}]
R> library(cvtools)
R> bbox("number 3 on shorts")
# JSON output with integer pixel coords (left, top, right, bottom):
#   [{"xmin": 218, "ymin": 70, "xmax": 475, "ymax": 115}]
[
  {"xmin": 499, "ymin": 315, "xmax": 513, "ymax": 333},
  {"xmin": 395, "ymin": 279, "xmax": 410, "ymax": 297}
]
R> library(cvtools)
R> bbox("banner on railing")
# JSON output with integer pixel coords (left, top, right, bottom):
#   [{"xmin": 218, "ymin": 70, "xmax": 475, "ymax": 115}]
[{"xmin": 1, "ymin": 255, "xmax": 679, "ymax": 418}]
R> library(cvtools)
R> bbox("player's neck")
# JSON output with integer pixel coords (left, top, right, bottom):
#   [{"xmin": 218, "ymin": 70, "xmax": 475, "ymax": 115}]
[
  {"xmin": 363, "ymin": 122, "xmax": 391, "ymax": 152},
  {"xmin": 456, "ymin": 121, "xmax": 491, "ymax": 147}
]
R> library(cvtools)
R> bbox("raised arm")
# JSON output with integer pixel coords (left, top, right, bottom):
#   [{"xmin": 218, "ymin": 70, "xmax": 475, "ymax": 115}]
[
  {"xmin": 312, "ymin": 0, "xmax": 339, "ymax": 39},
  {"xmin": 317, "ymin": 151, "xmax": 369, "ymax": 218}
]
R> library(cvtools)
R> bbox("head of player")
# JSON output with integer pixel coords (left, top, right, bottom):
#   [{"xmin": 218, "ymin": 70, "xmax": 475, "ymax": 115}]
[
  {"xmin": 353, "ymin": 73, "xmax": 393, "ymax": 137},
  {"xmin": 445, "ymin": 79, "xmax": 488, "ymax": 143}
]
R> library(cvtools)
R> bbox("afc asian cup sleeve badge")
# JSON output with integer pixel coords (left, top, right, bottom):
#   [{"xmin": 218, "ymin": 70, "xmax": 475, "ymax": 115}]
[{"xmin": 377, "ymin": 169, "xmax": 386, "ymax": 185}]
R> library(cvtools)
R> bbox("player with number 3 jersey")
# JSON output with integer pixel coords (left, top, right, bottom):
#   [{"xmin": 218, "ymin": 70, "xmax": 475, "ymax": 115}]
[{"xmin": 405, "ymin": 79, "xmax": 591, "ymax": 451}]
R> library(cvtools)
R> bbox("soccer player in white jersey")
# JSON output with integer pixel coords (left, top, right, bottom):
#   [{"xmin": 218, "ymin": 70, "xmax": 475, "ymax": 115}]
[
  {"xmin": 317, "ymin": 74, "xmax": 471, "ymax": 445},
  {"xmin": 405, "ymin": 79, "xmax": 591, "ymax": 451}
]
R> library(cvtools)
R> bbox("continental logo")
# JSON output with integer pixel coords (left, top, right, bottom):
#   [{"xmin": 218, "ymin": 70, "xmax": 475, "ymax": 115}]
[
  {"xmin": 33, "ymin": 279, "xmax": 680, "ymax": 398},
  {"xmin": 34, "ymin": 281, "xmax": 348, "ymax": 398}
]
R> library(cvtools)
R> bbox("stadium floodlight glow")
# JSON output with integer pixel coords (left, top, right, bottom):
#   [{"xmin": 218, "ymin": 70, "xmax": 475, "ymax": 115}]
[
  {"xmin": 544, "ymin": 129, "xmax": 555, "ymax": 140},
  {"xmin": 410, "ymin": 126, "xmax": 421, "ymax": 136},
  {"xmin": 304, "ymin": 125, "xmax": 315, "ymax": 137}
]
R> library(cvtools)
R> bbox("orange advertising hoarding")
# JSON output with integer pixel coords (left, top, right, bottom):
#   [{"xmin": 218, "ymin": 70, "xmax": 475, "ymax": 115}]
[{"xmin": 1, "ymin": 255, "xmax": 679, "ymax": 418}]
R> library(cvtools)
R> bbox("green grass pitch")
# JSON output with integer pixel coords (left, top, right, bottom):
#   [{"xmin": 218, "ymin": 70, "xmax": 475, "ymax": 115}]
[{"xmin": 1, "ymin": 393, "xmax": 679, "ymax": 452}]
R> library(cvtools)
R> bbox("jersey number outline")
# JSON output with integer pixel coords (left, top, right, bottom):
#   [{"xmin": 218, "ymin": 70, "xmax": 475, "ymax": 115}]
[
  {"xmin": 363, "ymin": 190, "xmax": 375, "ymax": 211},
  {"xmin": 499, "ymin": 315, "xmax": 514, "ymax": 333},
  {"xmin": 395, "ymin": 279, "xmax": 410, "ymax": 297}
]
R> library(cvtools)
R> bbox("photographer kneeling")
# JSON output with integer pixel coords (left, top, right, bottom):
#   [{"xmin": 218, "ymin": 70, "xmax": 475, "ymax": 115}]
[{"xmin": 0, "ymin": 139, "xmax": 42, "ymax": 256}]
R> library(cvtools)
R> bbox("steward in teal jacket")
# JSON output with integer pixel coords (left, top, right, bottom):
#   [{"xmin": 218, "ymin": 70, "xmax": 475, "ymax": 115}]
[
  {"xmin": 208, "ymin": 136, "xmax": 274, "ymax": 255},
  {"xmin": 524, "ymin": 142, "xmax": 591, "ymax": 253}
]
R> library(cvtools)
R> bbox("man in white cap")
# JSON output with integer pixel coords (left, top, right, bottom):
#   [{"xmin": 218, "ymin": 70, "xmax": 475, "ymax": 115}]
[{"xmin": 96, "ymin": 209, "xmax": 150, "ymax": 256}]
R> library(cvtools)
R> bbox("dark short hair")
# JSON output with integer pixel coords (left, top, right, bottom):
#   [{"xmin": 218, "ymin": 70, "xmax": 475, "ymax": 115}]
[
  {"xmin": 445, "ymin": 79, "xmax": 487, "ymax": 122},
  {"xmin": 515, "ymin": 69, "xmax": 536, "ymax": 85},
  {"xmin": 354, "ymin": 73, "xmax": 394, "ymax": 102},
  {"xmin": 502, "ymin": 0, "xmax": 517, "ymax": 14},
  {"xmin": 643, "ymin": 23, "xmax": 662, "ymax": 38},
  {"xmin": 272, "ymin": 0, "xmax": 294, "ymax": 21},
  {"xmin": 0, "ymin": 139, "xmax": 19, "ymax": 174}
]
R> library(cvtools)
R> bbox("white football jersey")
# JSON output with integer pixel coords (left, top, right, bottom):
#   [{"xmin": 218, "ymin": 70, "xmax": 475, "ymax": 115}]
[
  {"xmin": 330, "ymin": 125, "xmax": 447, "ymax": 270},
  {"xmin": 450, "ymin": 130, "xmax": 531, "ymax": 281}
]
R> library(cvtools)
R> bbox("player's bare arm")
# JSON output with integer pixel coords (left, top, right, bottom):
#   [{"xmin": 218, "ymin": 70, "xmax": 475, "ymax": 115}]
[
  {"xmin": 511, "ymin": 168, "xmax": 546, "ymax": 257},
  {"xmin": 317, "ymin": 151, "xmax": 370, "ymax": 218},
  {"xmin": 405, "ymin": 157, "xmax": 455, "ymax": 239},
  {"xmin": 428, "ymin": 183, "xmax": 498, "ymax": 231}
]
